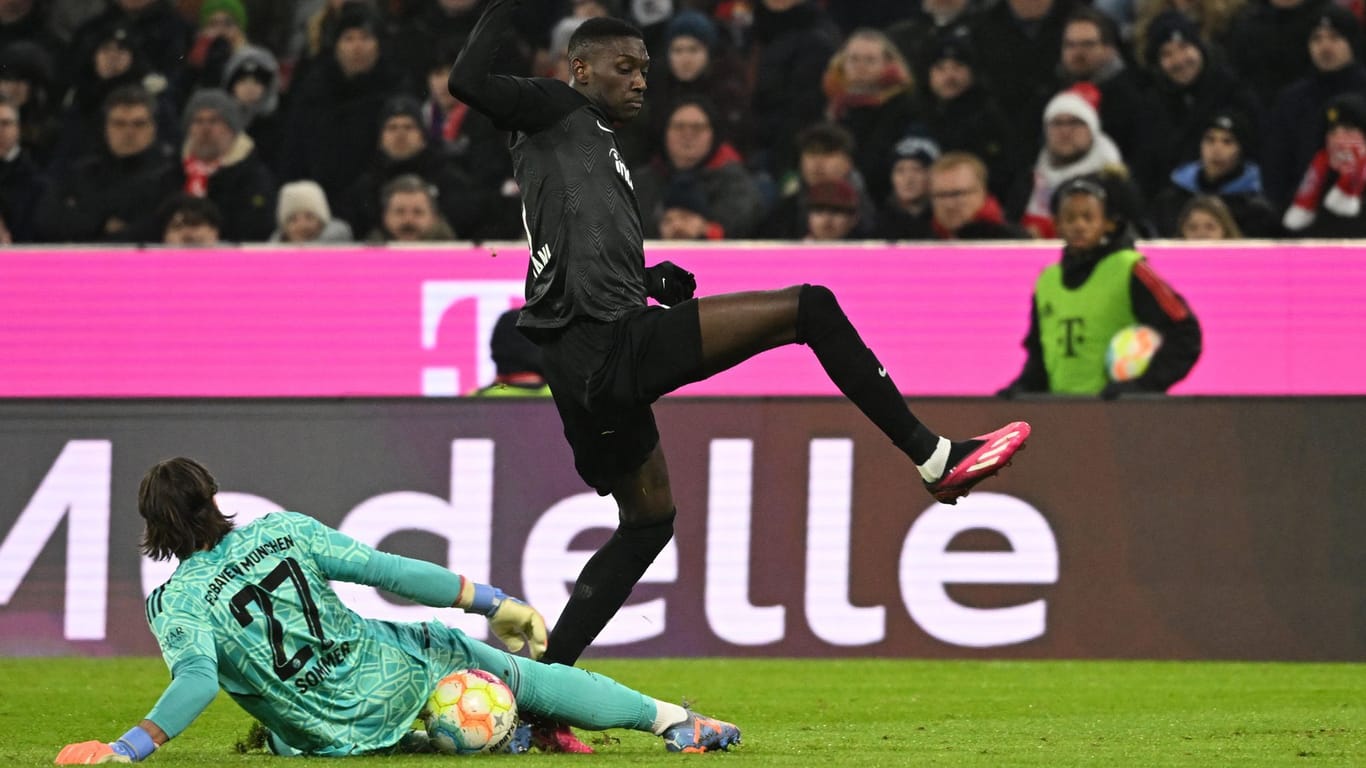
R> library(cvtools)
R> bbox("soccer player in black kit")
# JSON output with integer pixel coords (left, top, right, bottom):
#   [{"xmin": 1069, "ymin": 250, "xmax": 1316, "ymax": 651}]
[{"xmin": 450, "ymin": 1, "xmax": 1030, "ymax": 750}]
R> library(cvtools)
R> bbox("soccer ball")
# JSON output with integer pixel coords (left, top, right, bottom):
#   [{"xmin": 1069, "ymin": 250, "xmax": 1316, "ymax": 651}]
[
  {"xmin": 1105, "ymin": 324, "xmax": 1162, "ymax": 382},
  {"xmin": 423, "ymin": 669, "xmax": 518, "ymax": 755}
]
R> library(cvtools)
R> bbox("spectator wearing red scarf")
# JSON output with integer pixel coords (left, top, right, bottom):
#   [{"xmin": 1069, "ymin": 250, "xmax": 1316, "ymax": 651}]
[
  {"xmin": 821, "ymin": 27, "xmax": 919, "ymax": 203},
  {"xmin": 928, "ymin": 150, "xmax": 1025, "ymax": 239}
]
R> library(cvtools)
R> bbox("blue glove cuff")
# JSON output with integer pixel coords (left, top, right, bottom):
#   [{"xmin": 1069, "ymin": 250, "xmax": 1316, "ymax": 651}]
[
  {"xmin": 468, "ymin": 583, "xmax": 506, "ymax": 616},
  {"xmin": 110, "ymin": 725, "xmax": 157, "ymax": 761}
]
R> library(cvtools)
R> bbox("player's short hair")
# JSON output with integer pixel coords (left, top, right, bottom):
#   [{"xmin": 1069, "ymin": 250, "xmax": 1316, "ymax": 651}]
[
  {"xmin": 138, "ymin": 457, "xmax": 235, "ymax": 561},
  {"xmin": 567, "ymin": 16, "xmax": 645, "ymax": 62}
]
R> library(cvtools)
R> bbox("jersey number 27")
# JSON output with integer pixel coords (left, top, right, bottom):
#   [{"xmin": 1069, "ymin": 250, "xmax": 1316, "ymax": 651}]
[{"xmin": 229, "ymin": 557, "xmax": 333, "ymax": 681}]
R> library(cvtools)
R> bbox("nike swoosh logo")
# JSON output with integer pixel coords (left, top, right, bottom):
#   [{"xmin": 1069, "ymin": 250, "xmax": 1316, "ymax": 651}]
[
  {"xmin": 595, "ymin": 120, "xmax": 615, "ymax": 134},
  {"xmin": 877, "ymin": 367, "xmax": 887, "ymax": 378}
]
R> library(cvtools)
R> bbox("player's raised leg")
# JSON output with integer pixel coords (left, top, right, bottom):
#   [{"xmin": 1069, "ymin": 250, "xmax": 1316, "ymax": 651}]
[{"xmin": 685, "ymin": 285, "xmax": 1030, "ymax": 503}]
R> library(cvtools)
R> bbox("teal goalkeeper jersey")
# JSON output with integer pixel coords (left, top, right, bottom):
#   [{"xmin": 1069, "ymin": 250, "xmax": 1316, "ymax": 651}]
[{"xmin": 146, "ymin": 512, "xmax": 454, "ymax": 755}]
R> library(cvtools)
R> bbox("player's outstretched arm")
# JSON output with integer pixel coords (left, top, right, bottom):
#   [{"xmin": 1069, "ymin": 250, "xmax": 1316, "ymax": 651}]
[
  {"xmin": 56, "ymin": 651, "xmax": 217, "ymax": 764},
  {"xmin": 448, "ymin": 0, "xmax": 592, "ymax": 132},
  {"xmin": 455, "ymin": 579, "xmax": 548, "ymax": 659},
  {"xmin": 55, "ymin": 721, "xmax": 168, "ymax": 764},
  {"xmin": 304, "ymin": 515, "xmax": 547, "ymax": 657}
]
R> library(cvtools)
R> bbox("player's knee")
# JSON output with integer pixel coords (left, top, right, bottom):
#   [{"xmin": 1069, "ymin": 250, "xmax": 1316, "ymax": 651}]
[
  {"xmin": 617, "ymin": 511, "xmax": 675, "ymax": 559},
  {"xmin": 795, "ymin": 283, "xmax": 846, "ymax": 345}
]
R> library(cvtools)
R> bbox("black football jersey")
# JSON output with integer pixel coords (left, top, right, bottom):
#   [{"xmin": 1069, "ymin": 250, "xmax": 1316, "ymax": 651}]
[{"xmin": 449, "ymin": 0, "xmax": 647, "ymax": 328}]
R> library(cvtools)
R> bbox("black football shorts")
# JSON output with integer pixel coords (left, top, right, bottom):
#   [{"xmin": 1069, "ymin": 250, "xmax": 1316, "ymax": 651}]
[{"xmin": 536, "ymin": 300, "xmax": 702, "ymax": 494}]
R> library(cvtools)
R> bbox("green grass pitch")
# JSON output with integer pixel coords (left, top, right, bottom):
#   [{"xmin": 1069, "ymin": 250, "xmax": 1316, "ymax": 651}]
[{"xmin": 3, "ymin": 658, "xmax": 1361, "ymax": 766}]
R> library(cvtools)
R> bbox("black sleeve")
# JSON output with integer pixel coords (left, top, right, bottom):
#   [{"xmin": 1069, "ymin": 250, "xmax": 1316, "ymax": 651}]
[
  {"xmin": 1004, "ymin": 297, "xmax": 1050, "ymax": 394},
  {"xmin": 1128, "ymin": 260, "xmax": 1203, "ymax": 392},
  {"xmin": 448, "ymin": 0, "xmax": 584, "ymax": 133}
]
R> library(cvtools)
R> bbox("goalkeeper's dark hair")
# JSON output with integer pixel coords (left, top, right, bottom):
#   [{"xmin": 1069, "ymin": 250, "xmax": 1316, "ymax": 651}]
[
  {"xmin": 138, "ymin": 457, "xmax": 235, "ymax": 561},
  {"xmin": 568, "ymin": 17, "xmax": 644, "ymax": 62}
]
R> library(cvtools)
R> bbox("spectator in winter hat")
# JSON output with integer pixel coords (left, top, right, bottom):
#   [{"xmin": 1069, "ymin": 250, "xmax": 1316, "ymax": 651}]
[
  {"xmin": 656, "ymin": 177, "xmax": 723, "ymax": 240},
  {"xmin": 187, "ymin": 0, "xmax": 253, "ymax": 99},
  {"xmin": 1152, "ymin": 109, "xmax": 1279, "ymax": 237},
  {"xmin": 67, "ymin": 0, "xmax": 194, "ymax": 107},
  {"xmin": 1226, "ymin": 0, "xmax": 1341, "ymax": 110},
  {"xmin": 200, "ymin": 0, "xmax": 248, "ymax": 39},
  {"xmin": 1281, "ymin": 92, "xmax": 1366, "ymax": 237},
  {"xmin": 1136, "ymin": 10, "xmax": 1262, "ymax": 198},
  {"xmin": 666, "ymin": 9, "xmax": 719, "ymax": 58},
  {"xmin": 223, "ymin": 46, "xmax": 277, "ymax": 117},
  {"xmin": 331, "ymin": 1, "xmax": 385, "ymax": 76},
  {"xmin": 640, "ymin": 9, "xmax": 750, "ymax": 157},
  {"xmin": 1262, "ymin": 5, "xmax": 1366, "ymax": 208},
  {"xmin": 885, "ymin": 0, "xmax": 975, "ymax": 86},
  {"xmin": 919, "ymin": 28, "xmax": 1017, "ymax": 199},
  {"xmin": 270, "ymin": 179, "xmax": 354, "ymax": 243},
  {"xmin": 1143, "ymin": 9, "xmax": 1207, "ymax": 86},
  {"xmin": 804, "ymin": 178, "xmax": 862, "ymax": 241},
  {"xmin": 182, "ymin": 88, "xmax": 245, "ymax": 162},
  {"xmin": 221, "ymin": 44, "xmax": 282, "ymax": 164},
  {"xmin": 877, "ymin": 134, "xmax": 938, "ymax": 240},
  {"xmin": 175, "ymin": 87, "xmax": 277, "ymax": 242},
  {"xmin": 47, "ymin": 18, "xmax": 166, "ymax": 174},
  {"xmin": 1134, "ymin": 0, "xmax": 1241, "ymax": 69},
  {"xmin": 339, "ymin": 94, "xmax": 484, "ymax": 240},
  {"xmin": 1013, "ymin": 83, "xmax": 1126, "ymax": 238}
]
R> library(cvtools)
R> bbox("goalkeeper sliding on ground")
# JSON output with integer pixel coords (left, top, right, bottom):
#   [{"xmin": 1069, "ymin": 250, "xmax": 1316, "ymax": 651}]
[{"xmin": 55, "ymin": 457, "xmax": 739, "ymax": 763}]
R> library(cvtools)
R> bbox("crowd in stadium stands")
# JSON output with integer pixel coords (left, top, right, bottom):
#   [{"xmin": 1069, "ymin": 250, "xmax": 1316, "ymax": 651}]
[{"xmin": 3, "ymin": 0, "xmax": 1366, "ymax": 246}]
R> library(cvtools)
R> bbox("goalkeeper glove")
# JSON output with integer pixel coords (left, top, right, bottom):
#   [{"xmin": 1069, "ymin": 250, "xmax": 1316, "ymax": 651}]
[
  {"xmin": 56, "ymin": 726, "xmax": 156, "ymax": 764},
  {"xmin": 645, "ymin": 261, "xmax": 696, "ymax": 306},
  {"xmin": 464, "ymin": 583, "xmax": 548, "ymax": 659},
  {"xmin": 55, "ymin": 742, "xmax": 130, "ymax": 765}
]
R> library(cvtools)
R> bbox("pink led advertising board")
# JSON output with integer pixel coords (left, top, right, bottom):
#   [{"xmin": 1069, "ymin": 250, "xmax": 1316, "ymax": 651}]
[{"xmin": 1, "ymin": 242, "xmax": 1362, "ymax": 397}]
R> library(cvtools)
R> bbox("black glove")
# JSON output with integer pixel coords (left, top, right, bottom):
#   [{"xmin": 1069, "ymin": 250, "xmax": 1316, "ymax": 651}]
[{"xmin": 645, "ymin": 261, "xmax": 696, "ymax": 306}]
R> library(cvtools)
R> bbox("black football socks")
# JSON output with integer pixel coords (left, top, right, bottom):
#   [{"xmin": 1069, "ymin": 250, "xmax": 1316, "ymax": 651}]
[
  {"xmin": 541, "ymin": 514, "xmax": 676, "ymax": 666},
  {"xmin": 794, "ymin": 284, "xmax": 940, "ymax": 464}
]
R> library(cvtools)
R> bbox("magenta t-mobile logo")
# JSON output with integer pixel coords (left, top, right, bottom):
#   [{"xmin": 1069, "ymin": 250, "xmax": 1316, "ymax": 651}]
[{"xmin": 420, "ymin": 280, "xmax": 523, "ymax": 396}]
